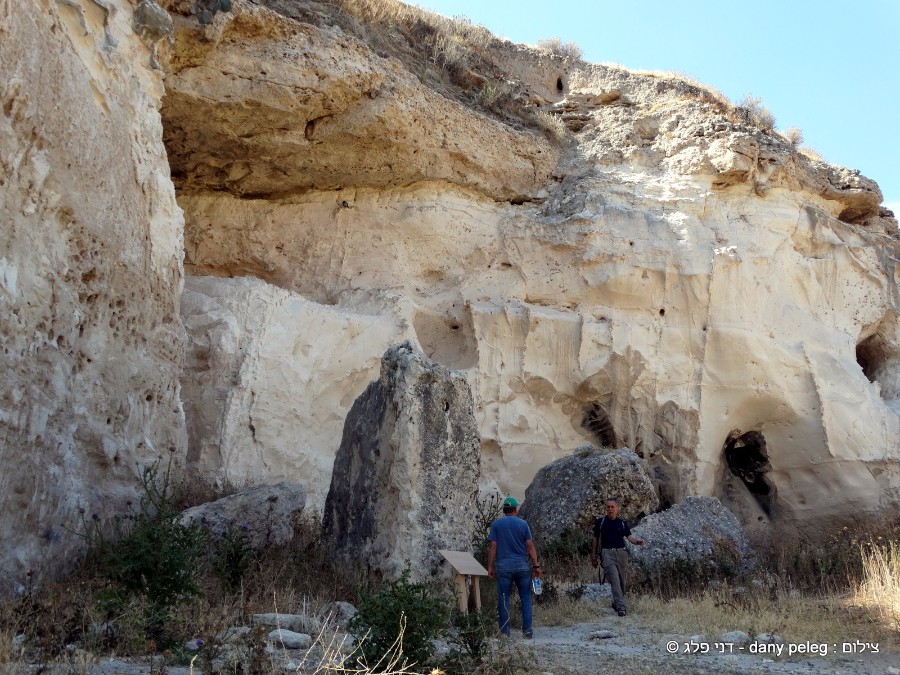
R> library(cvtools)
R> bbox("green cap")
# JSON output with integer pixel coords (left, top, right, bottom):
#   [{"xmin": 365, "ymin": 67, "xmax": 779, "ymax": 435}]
[{"xmin": 502, "ymin": 496, "xmax": 519, "ymax": 508}]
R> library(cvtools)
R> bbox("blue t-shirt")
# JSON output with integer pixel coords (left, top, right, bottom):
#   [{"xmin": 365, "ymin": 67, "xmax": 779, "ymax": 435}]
[
  {"xmin": 488, "ymin": 515, "xmax": 533, "ymax": 563},
  {"xmin": 593, "ymin": 516, "xmax": 631, "ymax": 549}
]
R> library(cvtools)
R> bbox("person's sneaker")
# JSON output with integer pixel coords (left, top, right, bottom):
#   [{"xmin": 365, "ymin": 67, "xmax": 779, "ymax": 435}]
[
  {"xmin": 617, "ymin": 610, "xmax": 626, "ymax": 617},
  {"xmin": 523, "ymin": 632, "xmax": 533, "ymax": 640}
]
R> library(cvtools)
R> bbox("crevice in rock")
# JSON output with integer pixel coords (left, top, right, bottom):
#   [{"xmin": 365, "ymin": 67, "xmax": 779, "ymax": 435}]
[{"xmin": 582, "ymin": 403, "xmax": 616, "ymax": 448}]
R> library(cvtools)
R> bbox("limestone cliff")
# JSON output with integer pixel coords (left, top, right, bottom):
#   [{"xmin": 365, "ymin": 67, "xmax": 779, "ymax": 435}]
[
  {"xmin": 169, "ymin": 0, "xmax": 900, "ymax": 531},
  {"xmin": 0, "ymin": 0, "xmax": 185, "ymax": 591},
  {"xmin": 2, "ymin": 0, "xmax": 899, "ymax": 590}
]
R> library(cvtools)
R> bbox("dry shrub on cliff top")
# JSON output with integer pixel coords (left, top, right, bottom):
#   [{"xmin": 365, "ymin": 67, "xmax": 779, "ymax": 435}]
[
  {"xmin": 335, "ymin": 0, "xmax": 493, "ymax": 74},
  {"xmin": 535, "ymin": 37, "xmax": 583, "ymax": 59},
  {"xmin": 735, "ymin": 93, "xmax": 776, "ymax": 131}
]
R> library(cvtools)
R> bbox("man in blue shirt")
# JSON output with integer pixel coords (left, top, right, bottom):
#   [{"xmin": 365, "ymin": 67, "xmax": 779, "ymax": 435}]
[
  {"xmin": 590, "ymin": 497, "xmax": 644, "ymax": 616},
  {"xmin": 487, "ymin": 496, "xmax": 541, "ymax": 638}
]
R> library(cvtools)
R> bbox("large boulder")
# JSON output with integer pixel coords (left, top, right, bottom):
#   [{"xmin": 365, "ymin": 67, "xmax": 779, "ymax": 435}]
[
  {"xmin": 321, "ymin": 342, "xmax": 481, "ymax": 580},
  {"xmin": 519, "ymin": 447, "xmax": 658, "ymax": 547},
  {"xmin": 180, "ymin": 482, "xmax": 306, "ymax": 550},
  {"xmin": 630, "ymin": 496, "xmax": 752, "ymax": 579}
]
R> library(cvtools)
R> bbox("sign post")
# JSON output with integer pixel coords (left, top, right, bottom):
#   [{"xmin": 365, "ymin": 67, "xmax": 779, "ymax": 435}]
[{"xmin": 439, "ymin": 549, "xmax": 488, "ymax": 613}]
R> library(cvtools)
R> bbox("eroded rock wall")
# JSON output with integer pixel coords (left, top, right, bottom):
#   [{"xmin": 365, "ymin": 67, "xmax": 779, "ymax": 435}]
[
  {"xmin": 0, "ymin": 0, "xmax": 184, "ymax": 590},
  {"xmin": 169, "ymin": 2, "xmax": 900, "ymax": 530},
  {"xmin": 322, "ymin": 342, "xmax": 481, "ymax": 580}
]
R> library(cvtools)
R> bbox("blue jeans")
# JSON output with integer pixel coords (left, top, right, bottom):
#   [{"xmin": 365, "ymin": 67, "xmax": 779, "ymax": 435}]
[{"xmin": 496, "ymin": 560, "xmax": 532, "ymax": 637}]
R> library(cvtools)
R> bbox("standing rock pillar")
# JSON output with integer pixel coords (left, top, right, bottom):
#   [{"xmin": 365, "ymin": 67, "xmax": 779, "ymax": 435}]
[{"xmin": 322, "ymin": 341, "xmax": 481, "ymax": 580}]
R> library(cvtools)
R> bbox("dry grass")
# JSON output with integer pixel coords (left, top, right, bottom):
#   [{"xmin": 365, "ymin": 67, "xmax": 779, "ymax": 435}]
[
  {"xmin": 735, "ymin": 93, "xmax": 776, "ymax": 131},
  {"xmin": 781, "ymin": 126, "xmax": 804, "ymax": 147},
  {"xmin": 855, "ymin": 542, "xmax": 900, "ymax": 632},
  {"xmin": 631, "ymin": 588, "xmax": 898, "ymax": 649},
  {"xmin": 535, "ymin": 37, "xmax": 583, "ymax": 60},
  {"xmin": 799, "ymin": 146, "xmax": 824, "ymax": 162}
]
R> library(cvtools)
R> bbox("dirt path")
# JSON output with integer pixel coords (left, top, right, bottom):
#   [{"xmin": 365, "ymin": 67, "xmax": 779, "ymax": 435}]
[{"xmin": 526, "ymin": 621, "xmax": 899, "ymax": 675}]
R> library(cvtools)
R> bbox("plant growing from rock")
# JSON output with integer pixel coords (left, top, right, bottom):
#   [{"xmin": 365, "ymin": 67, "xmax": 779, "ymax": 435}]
[
  {"xmin": 535, "ymin": 37, "xmax": 583, "ymax": 59},
  {"xmin": 735, "ymin": 94, "xmax": 776, "ymax": 131},
  {"xmin": 347, "ymin": 570, "xmax": 450, "ymax": 671}
]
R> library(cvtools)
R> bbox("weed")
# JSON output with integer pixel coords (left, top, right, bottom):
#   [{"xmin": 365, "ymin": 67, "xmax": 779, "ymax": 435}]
[
  {"xmin": 348, "ymin": 570, "xmax": 451, "ymax": 671},
  {"xmin": 438, "ymin": 609, "xmax": 497, "ymax": 674},
  {"xmin": 470, "ymin": 492, "xmax": 502, "ymax": 565},
  {"xmin": 782, "ymin": 126, "xmax": 804, "ymax": 147},
  {"xmin": 735, "ymin": 94, "xmax": 776, "ymax": 131},
  {"xmin": 535, "ymin": 37, "xmax": 584, "ymax": 60},
  {"xmin": 528, "ymin": 109, "xmax": 570, "ymax": 144},
  {"xmin": 84, "ymin": 458, "xmax": 209, "ymax": 630},
  {"xmin": 212, "ymin": 523, "xmax": 256, "ymax": 593},
  {"xmin": 856, "ymin": 541, "xmax": 900, "ymax": 630}
]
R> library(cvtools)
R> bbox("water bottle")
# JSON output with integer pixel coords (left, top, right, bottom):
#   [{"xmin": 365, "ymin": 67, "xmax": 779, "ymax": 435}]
[{"xmin": 532, "ymin": 578, "xmax": 542, "ymax": 596}]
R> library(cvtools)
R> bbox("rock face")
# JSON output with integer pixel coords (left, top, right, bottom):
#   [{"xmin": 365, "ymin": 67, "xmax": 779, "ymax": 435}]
[
  {"xmin": 164, "ymin": 1, "xmax": 900, "ymax": 533},
  {"xmin": 630, "ymin": 496, "xmax": 752, "ymax": 579},
  {"xmin": 180, "ymin": 482, "xmax": 306, "ymax": 549},
  {"xmin": 322, "ymin": 342, "xmax": 481, "ymax": 580},
  {"xmin": 4, "ymin": 0, "xmax": 900, "ymax": 587},
  {"xmin": 180, "ymin": 276, "xmax": 409, "ymax": 505},
  {"xmin": 519, "ymin": 448, "xmax": 658, "ymax": 545},
  {"xmin": 0, "ymin": 0, "xmax": 185, "ymax": 590}
]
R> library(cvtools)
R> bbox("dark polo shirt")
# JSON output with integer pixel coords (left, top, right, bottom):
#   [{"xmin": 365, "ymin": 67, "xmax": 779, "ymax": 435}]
[{"xmin": 593, "ymin": 516, "xmax": 631, "ymax": 549}]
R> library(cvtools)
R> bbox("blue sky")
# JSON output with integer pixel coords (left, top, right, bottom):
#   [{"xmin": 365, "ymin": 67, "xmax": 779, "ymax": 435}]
[{"xmin": 414, "ymin": 0, "xmax": 900, "ymax": 214}]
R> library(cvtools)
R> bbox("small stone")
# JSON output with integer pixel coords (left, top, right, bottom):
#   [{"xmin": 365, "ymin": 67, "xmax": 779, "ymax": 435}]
[
  {"xmin": 588, "ymin": 630, "xmax": 616, "ymax": 640},
  {"xmin": 12, "ymin": 634, "xmax": 25, "ymax": 648},
  {"xmin": 219, "ymin": 626, "xmax": 251, "ymax": 642},
  {"xmin": 185, "ymin": 638, "xmax": 204, "ymax": 651},
  {"xmin": 268, "ymin": 629, "xmax": 312, "ymax": 650},
  {"xmin": 720, "ymin": 630, "xmax": 751, "ymax": 647}
]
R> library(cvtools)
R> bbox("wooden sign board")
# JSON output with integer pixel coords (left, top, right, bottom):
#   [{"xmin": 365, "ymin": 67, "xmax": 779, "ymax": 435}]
[
  {"xmin": 439, "ymin": 550, "xmax": 488, "ymax": 613},
  {"xmin": 439, "ymin": 550, "xmax": 488, "ymax": 576}
]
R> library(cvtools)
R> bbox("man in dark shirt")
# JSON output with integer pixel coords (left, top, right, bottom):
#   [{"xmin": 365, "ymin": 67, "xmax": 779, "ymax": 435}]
[
  {"xmin": 590, "ymin": 497, "xmax": 644, "ymax": 616},
  {"xmin": 487, "ymin": 496, "xmax": 542, "ymax": 638}
]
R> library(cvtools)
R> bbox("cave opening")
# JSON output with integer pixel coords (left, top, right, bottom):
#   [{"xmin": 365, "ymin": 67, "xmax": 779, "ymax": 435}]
[
  {"xmin": 723, "ymin": 430, "xmax": 775, "ymax": 516},
  {"xmin": 857, "ymin": 333, "xmax": 887, "ymax": 383},
  {"xmin": 556, "ymin": 77, "xmax": 564, "ymax": 93},
  {"xmin": 582, "ymin": 403, "xmax": 617, "ymax": 448}
]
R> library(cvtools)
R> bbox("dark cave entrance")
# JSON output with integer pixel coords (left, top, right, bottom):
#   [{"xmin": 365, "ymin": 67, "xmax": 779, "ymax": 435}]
[
  {"xmin": 723, "ymin": 430, "xmax": 776, "ymax": 516},
  {"xmin": 582, "ymin": 403, "xmax": 617, "ymax": 448},
  {"xmin": 856, "ymin": 333, "xmax": 887, "ymax": 383}
]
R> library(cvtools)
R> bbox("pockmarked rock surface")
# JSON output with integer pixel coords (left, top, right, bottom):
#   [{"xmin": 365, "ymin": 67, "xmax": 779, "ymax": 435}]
[
  {"xmin": 322, "ymin": 342, "xmax": 481, "ymax": 580},
  {"xmin": 630, "ymin": 496, "xmax": 752, "ymax": 578},
  {"xmin": 0, "ymin": 0, "xmax": 185, "ymax": 590},
  {"xmin": 519, "ymin": 448, "xmax": 658, "ymax": 545},
  {"xmin": 180, "ymin": 482, "xmax": 306, "ymax": 549},
  {"xmin": 165, "ymin": 1, "xmax": 900, "ymax": 532}
]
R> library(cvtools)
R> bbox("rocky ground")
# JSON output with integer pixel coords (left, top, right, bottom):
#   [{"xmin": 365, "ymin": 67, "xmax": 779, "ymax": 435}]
[
  {"xmin": 527, "ymin": 621, "xmax": 899, "ymax": 675},
  {"xmin": 10, "ymin": 614, "xmax": 898, "ymax": 674}
]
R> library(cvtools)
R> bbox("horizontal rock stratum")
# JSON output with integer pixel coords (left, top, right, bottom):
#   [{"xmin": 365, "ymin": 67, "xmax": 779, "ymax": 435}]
[{"xmin": 2, "ymin": 0, "xmax": 899, "ymax": 589}]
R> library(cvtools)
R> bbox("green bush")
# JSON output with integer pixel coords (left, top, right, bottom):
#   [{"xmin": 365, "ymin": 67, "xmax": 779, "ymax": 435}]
[
  {"xmin": 212, "ymin": 523, "xmax": 256, "ymax": 593},
  {"xmin": 439, "ymin": 609, "xmax": 496, "ymax": 675},
  {"xmin": 85, "ymin": 458, "xmax": 209, "ymax": 627},
  {"xmin": 347, "ymin": 569, "xmax": 450, "ymax": 671}
]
